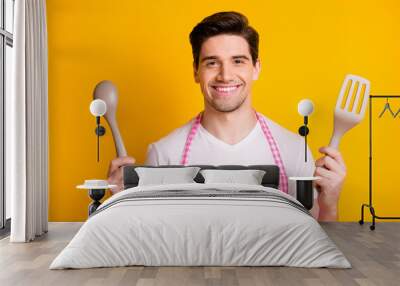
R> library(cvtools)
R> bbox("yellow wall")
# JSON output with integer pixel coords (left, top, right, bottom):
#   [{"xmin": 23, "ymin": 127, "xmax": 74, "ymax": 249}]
[{"xmin": 47, "ymin": 0, "xmax": 400, "ymax": 221}]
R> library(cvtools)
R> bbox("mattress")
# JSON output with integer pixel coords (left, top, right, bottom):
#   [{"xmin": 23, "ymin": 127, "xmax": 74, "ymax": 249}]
[{"xmin": 50, "ymin": 183, "xmax": 351, "ymax": 269}]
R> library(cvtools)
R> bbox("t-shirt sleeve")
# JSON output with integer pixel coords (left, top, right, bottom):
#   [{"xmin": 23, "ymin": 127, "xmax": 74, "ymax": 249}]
[
  {"xmin": 144, "ymin": 144, "xmax": 160, "ymax": 166},
  {"xmin": 297, "ymin": 145, "xmax": 316, "ymax": 178},
  {"xmin": 144, "ymin": 143, "xmax": 170, "ymax": 166}
]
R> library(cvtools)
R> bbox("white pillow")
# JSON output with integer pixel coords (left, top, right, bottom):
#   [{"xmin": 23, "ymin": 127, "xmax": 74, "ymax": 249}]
[
  {"xmin": 200, "ymin": 169, "xmax": 266, "ymax": 185},
  {"xmin": 135, "ymin": 167, "xmax": 201, "ymax": 186}
]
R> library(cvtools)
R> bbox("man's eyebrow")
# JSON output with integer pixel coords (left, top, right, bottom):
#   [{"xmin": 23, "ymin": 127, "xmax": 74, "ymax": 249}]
[
  {"xmin": 232, "ymin": 55, "xmax": 250, "ymax": 60},
  {"xmin": 200, "ymin": 55, "xmax": 251, "ymax": 63},
  {"xmin": 200, "ymin": 56, "xmax": 218, "ymax": 63}
]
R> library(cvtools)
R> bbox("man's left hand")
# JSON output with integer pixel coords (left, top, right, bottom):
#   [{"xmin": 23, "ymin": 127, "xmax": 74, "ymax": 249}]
[{"xmin": 314, "ymin": 146, "xmax": 347, "ymax": 221}]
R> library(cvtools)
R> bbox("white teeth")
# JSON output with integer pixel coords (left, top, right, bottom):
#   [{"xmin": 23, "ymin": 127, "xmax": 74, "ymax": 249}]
[{"xmin": 214, "ymin": 85, "xmax": 240, "ymax": 92}]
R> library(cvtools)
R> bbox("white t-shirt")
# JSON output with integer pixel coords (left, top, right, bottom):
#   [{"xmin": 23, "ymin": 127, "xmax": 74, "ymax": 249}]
[{"xmin": 145, "ymin": 113, "xmax": 317, "ymax": 199}]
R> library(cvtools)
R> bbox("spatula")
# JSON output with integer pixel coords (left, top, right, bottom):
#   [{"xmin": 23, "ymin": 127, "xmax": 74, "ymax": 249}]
[{"xmin": 329, "ymin": 74, "xmax": 370, "ymax": 149}]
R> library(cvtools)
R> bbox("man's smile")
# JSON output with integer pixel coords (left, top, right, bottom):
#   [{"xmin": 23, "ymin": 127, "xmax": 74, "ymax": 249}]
[{"xmin": 210, "ymin": 84, "xmax": 243, "ymax": 96}]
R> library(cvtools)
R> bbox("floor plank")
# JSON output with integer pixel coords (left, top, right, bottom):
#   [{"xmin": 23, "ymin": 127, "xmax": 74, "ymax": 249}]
[{"xmin": 0, "ymin": 222, "xmax": 399, "ymax": 286}]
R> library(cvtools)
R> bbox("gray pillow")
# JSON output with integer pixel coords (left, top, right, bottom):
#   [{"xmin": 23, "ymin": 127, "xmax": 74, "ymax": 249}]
[
  {"xmin": 135, "ymin": 167, "xmax": 201, "ymax": 186},
  {"xmin": 200, "ymin": 169, "xmax": 266, "ymax": 185}
]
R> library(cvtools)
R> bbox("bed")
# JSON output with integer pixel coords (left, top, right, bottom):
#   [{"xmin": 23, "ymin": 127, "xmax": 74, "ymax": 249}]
[{"xmin": 49, "ymin": 165, "xmax": 350, "ymax": 269}]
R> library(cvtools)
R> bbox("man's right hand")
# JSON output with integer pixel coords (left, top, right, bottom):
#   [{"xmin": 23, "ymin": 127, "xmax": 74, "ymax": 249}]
[{"xmin": 107, "ymin": 156, "xmax": 136, "ymax": 195}]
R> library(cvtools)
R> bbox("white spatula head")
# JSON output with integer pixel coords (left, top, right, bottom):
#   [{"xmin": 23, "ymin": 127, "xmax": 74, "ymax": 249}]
[{"xmin": 329, "ymin": 74, "xmax": 370, "ymax": 149}]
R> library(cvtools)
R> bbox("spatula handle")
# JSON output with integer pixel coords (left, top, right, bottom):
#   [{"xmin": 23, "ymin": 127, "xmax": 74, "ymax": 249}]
[
  {"xmin": 328, "ymin": 134, "xmax": 341, "ymax": 150},
  {"xmin": 329, "ymin": 119, "xmax": 347, "ymax": 149}
]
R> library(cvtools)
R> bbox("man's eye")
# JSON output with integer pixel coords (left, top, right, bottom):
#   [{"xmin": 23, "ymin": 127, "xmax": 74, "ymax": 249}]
[
  {"xmin": 234, "ymin": 59, "xmax": 245, "ymax": 64},
  {"xmin": 206, "ymin": 61, "xmax": 217, "ymax": 67}
]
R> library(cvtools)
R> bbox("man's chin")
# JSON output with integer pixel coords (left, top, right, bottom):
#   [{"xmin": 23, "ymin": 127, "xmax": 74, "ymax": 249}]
[
  {"xmin": 209, "ymin": 101, "xmax": 245, "ymax": 113},
  {"xmin": 204, "ymin": 92, "xmax": 248, "ymax": 113}
]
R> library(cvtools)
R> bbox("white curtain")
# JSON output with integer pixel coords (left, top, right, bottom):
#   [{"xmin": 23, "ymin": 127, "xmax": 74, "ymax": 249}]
[{"xmin": 7, "ymin": 0, "xmax": 48, "ymax": 242}]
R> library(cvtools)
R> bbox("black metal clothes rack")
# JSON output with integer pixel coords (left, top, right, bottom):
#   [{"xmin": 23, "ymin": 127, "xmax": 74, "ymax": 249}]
[{"xmin": 359, "ymin": 95, "xmax": 400, "ymax": 230}]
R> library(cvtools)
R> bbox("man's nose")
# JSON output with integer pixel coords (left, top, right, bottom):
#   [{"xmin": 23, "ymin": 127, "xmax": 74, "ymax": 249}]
[{"xmin": 216, "ymin": 64, "xmax": 234, "ymax": 82}]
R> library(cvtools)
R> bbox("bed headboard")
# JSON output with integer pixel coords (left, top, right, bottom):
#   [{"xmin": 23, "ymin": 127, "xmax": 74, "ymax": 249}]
[{"xmin": 122, "ymin": 165, "xmax": 280, "ymax": 189}]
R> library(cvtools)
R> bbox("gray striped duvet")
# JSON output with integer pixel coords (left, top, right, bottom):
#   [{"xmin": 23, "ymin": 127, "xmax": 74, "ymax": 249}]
[{"xmin": 50, "ymin": 183, "xmax": 350, "ymax": 269}]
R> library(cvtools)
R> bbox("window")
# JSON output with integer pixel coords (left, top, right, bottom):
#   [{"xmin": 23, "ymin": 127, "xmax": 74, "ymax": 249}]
[{"xmin": 0, "ymin": 0, "xmax": 14, "ymax": 233}]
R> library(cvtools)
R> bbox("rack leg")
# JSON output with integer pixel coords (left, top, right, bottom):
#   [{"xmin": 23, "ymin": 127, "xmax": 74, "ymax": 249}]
[
  {"xmin": 370, "ymin": 206, "xmax": 376, "ymax": 231},
  {"xmin": 359, "ymin": 204, "xmax": 366, "ymax": 225}
]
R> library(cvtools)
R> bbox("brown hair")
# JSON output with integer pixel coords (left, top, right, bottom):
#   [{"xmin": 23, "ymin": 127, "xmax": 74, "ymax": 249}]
[{"xmin": 189, "ymin": 11, "xmax": 259, "ymax": 69}]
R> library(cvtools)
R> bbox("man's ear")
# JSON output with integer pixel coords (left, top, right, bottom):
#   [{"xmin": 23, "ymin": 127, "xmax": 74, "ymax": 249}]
[
  {"xmin": 193, "ymin": 62, "xmax": 200, "ymax": 83},
  {"xmin": 252, "ymin": 59, "xmax": 261, "ymax": 80}
]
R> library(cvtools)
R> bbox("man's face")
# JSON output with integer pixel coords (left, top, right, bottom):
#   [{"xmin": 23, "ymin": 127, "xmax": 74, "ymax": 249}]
[{"xmin": 194, "ymin": 34, "xmax": 261, "ymax": 113}]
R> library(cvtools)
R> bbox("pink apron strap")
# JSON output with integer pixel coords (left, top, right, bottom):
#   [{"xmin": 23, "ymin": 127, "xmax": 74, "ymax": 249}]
[
  {"xmin": 255, "ymin": 112, "xmax": 289, "ymax": 194},
  {"xmin": 180, "ymin": 111, "xmax": 289, "ymax": 194},
  {"xmin": 180, "ymin": 112, "xmax": 203, "ymax": 165}
]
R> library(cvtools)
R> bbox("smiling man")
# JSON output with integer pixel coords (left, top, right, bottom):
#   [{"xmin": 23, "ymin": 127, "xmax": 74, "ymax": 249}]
[{"xmin": 107, "ymin": 11, "xmax": 346, "ymax": 221}]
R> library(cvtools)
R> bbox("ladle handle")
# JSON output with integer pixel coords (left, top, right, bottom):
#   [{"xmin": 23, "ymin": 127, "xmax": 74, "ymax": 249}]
[{"xmin": 105, "ymin": 116, "xmax": 127, "ymax": 157}]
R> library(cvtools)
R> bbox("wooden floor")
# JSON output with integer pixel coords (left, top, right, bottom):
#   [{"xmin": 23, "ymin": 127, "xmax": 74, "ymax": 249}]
[{"xmin": 0, "ymin": 222, "xmax": 399, "ymax": 286}]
